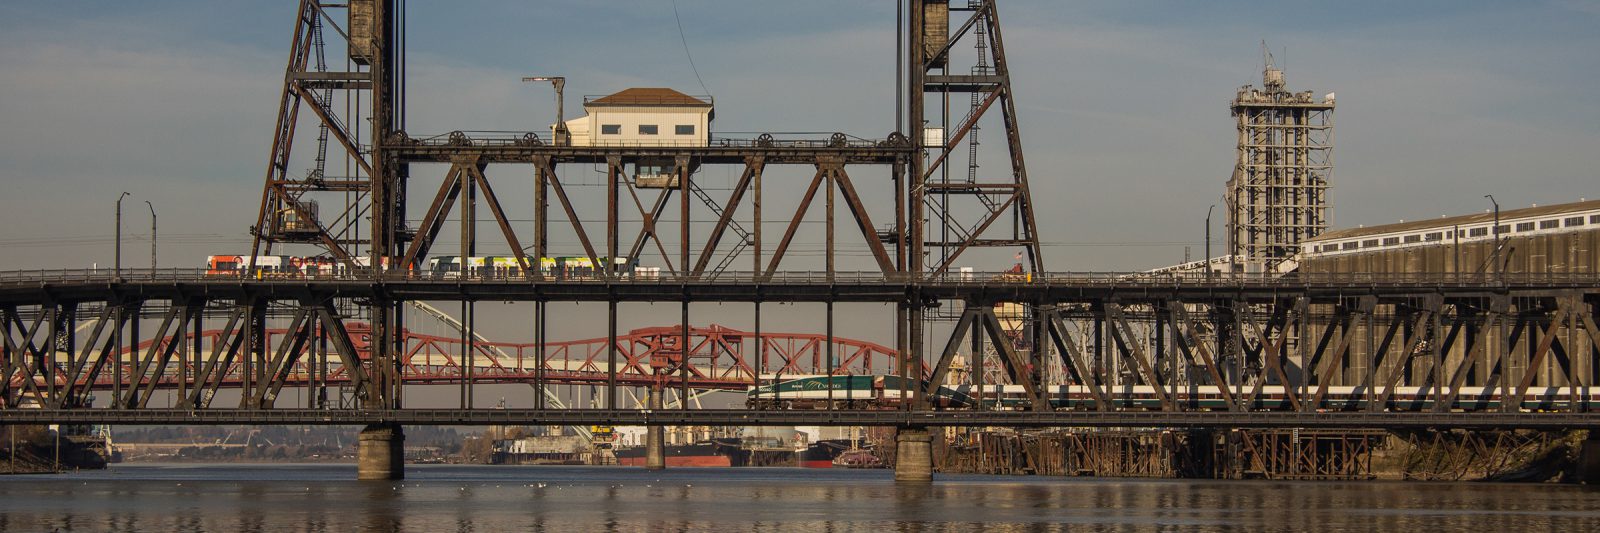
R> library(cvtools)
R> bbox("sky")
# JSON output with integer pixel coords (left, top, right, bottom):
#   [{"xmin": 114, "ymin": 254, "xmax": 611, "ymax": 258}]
[{"xmin": 2, "ymin": 2, "xmax": 1599, "ymax": 394}]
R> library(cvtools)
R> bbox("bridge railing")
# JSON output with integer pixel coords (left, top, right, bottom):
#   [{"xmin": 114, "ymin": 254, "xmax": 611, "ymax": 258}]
[{"xmin": 0, "ymin": 268, "xmax": 1594, "ymax": 288}]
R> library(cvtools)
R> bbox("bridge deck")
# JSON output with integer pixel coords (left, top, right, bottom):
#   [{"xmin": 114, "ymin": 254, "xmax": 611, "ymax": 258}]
[
  {"xmin": 5, "ymin": 408, "xmax": 1598, "ymax": 430},
  {"xmin": 1, "ymin": 270, "xmax": 1589, "ymax": 305}
]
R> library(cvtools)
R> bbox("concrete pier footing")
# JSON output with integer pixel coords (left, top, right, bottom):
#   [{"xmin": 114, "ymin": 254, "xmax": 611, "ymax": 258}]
[
  {"xmin": 645, "ymin": 425, "xmax": 666, "ymax": 470},
  {"xmin": 894, "ymin": 427, "xmax": 934, "ymax": 482},
  {"xmin": 358, "ymin": 423, "xmax": 405, "ymax": 480},
  {"xmin": 1574, "ymin": 435, "xmax": 1600, "ymax": 484}
]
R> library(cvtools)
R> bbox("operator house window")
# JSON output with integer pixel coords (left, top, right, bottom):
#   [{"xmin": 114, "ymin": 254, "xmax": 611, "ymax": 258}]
[
  {"xmin": 1382, "ymin": 237, "xmax": 1401, "ymax": 246},
  {"xmin": 638, "ymin": 124, "xmax": 659, "ymax": 135},
  {"xmin": 1469, "ymin": 227, "xmax": 1488, "ymax": 237},
  {"xmin": 674, "ymin": 125, "xmax": 695, "ymax": 135},
  {"xmin": 1566, "ymin": 217, "xmax": 1585, "ymax": 227},
  {"xmin": 1540, "ymin": 219, "xmax": 1560, "ymax": 229},
  {"xmin": 1403, "ymin": 235, "xmax": 1422, "ymax": 243},
  {"xmin": 1591, "ymin": 214, "xmax": 1600, "ymax": 224},
  {"xmin": 600, "ymin": 124, "xmax": 621, "ymax": 135},
  {"xmin": 1424, "ymin": 232, "xmax": 1443, "ymax": 242},
  {"xmin": 1515, "ymin": 222, "xmax": 1535, "ymax": 232},
  {"xmin": 1342, "ymin": 242, "xmax": 1359, "ymax": 251},
  {"xmin": 1496, "ymin": 225, "xmax": 1510, "ymax": 234},
  {"xmin": 1362, "ymin": 239, "xmax": 1380, "ymax": 248}
]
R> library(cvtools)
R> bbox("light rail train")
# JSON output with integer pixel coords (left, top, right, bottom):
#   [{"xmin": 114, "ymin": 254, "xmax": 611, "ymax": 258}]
[
  {"xmin": 749, "ymin": 376, "xmax": 1600, "ymax": 411},
  {"xmin": 204, "ymin": 254, "xmax": 650, "ymax": 278}
]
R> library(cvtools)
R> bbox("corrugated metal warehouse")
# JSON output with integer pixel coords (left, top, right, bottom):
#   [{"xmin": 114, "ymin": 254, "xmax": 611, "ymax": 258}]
[{"xmin": 1299, "ymin": 199, "xmax": 1600, "ymax": 276}]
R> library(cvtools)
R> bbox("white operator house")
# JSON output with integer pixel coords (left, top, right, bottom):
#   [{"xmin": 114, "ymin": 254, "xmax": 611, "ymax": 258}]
[{"xmin": 558, "ymin": 88, "xmax": 714, "ymax": 148}]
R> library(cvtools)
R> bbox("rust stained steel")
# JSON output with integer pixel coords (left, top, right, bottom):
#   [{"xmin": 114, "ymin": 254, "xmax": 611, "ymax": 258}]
[
  {"xmin": 251, "ymin": 0, "xmax": 373, "ymax": 269},
  {"xmin": 693, "ymin": 158, "xmax": 761, "ymax": 275},
  {"xmin": 912, "ymin": 0, "xmax": 1045, "ymax": 274}
]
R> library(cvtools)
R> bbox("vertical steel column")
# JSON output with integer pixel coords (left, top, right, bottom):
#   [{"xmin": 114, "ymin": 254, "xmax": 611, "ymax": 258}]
[
  {"xmin": 754, "ymin": 301, "xmax": 763, "ymax": 406},
  {"xmin": 44, "ymin": 304, "xmax": 59, "ymax": 404},
  {"xmin": 681, "ymin": 300, "xmax": 691, "ymax": 409},
  {"xmin": 607, "ymin": 156, "xmax": 620, "ymax": 278},
  {"xmin": 191, "ymin": 306, "xmax": 203, "ymax": 409},
  {"xmin": 535, "ymin": 159, "xmax": 549, "ymax": 263},
  {"xmin": 897, "ymin": 302, "xmax": 909, "ymax": 412},
  {"xmin": 972, "ymin": 301, "xmax": 985, "ymax": 410},
  {"xmin": 1365, "ymin": 299, "xmax": 1377, "ymax": 411},
  {"xmin": 535, "ymin": 299, "xmax": 546, "ymax": 410},
  {"xmin": 238, "ymin": 301, "xmax": 252, "ymax": 408},
  {"xmin": 678, "ymin": 156, "xmax": 691, "ymax": 278},
  {"xmin": 1093, "ymin": 305, "xmax": 1105, "ymax": 395},
  {"xmin": 1154, "ymin": 302, "xmax": 1166, "ymax": 393},
  {"xmin": 825, "ymin": 166, "xmax": 836, "ymax": 277},
  {"xmin": 112, "ymin": 301, "xmax": 125, "ymax": 408},
  {"xmin": 460, "ymin": 299, "xmax": 469, "ymax": 409},
  {"xmin": 752, "ymin": 158, "xmax": 763, "ymax": 275},
  {"xmin": 175, "ymin": 302, "xmax": 188, "ymax": 408},
  {"xmin": 827, "ymin": 301, "xmax": 836, "ymax": 409},
  {"xmin": 608, "ymin": 300, "xmax": 618, "ymax": 409},
  {"xmin": 316, "ymin": 308, "xmax": 327, "ymax": 409},
  {"xmin": 906, "ymin": 1, "xmax": 927, "ymax": 411},
  {"xmin": 252, "ymin": 299, "xmax": 268, "ymax": 409}
]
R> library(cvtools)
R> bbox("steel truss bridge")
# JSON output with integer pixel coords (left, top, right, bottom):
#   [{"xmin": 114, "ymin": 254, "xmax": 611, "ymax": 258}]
[
  {"xmin": 5, "ymin": 1, "xmax": 1600, "ymax": 481},
  {"xmin": 2, "ymin": 270, "xmax": 1597, "ymax": 430}
]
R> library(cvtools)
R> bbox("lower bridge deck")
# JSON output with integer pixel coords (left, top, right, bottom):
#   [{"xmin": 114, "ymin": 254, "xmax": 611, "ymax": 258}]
[{"xmin": 5, "ymin": 408, "xmax": 1598, "ymax": 430}]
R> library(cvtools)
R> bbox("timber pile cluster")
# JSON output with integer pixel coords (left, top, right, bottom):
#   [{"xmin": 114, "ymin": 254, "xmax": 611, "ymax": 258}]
[
  {"xmin": 936, "ymin": 428, "xmax": 1594, "ymax": 482},
  {"xmin": 940, "ymin": 430, "xmax": 1209, "ymax": 478},
  {"xmin": 0, "ymin": 425, "xmax": 104, "ymax": 474}
]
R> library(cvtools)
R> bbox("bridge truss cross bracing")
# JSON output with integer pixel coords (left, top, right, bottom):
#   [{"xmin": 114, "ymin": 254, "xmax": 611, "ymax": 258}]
[{"xmin": 1, "ymin": 273, "xmax": 1597, "ymax": 430}]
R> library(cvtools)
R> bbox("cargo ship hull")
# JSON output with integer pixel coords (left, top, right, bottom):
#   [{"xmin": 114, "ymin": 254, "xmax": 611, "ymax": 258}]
[
  {"xmin": 615, "ymin": 438, "xmax": 747, "ymax": 467},
  {"xmin": 799, "ymin": 439, "xmax": 866, "ymax": 468}
]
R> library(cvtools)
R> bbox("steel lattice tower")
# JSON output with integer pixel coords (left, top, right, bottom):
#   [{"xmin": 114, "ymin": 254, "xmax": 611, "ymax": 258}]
[{"xmin": 907, "ymin": 0, "xmax": 1045, "ymax": 275}]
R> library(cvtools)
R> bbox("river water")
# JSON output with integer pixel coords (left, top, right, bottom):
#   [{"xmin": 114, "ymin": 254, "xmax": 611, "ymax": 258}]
[{"xmin": 1, "ymin": 464, "xmax": 1598, "ymax": 531}]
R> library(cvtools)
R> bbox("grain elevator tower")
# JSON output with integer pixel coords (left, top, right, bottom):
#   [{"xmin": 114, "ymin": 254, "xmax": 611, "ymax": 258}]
[{"xmin": 1225, "ymin": 46, "xmax": 1335, "ymax": 273}]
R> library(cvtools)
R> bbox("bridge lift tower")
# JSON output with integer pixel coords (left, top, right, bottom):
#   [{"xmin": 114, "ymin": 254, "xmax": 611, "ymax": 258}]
[
  {"xmin": 242, "ymin": 0, "xmax": 1049, "ymax": 480},
  {"xmin": 908, "ymin": 0, "xmax": 1045, "ymax": 276}
]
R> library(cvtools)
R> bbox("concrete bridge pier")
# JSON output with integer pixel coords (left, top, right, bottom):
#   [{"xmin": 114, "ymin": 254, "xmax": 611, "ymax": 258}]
[
  {"xmin": 645, "ymin": 425, "xmax": 666, "ymax": 470},
  {"xmin": 644, "ymin": 382, "xmax": 666, "ymax": 470},
  {"xmin": 894, "ymin": 427, "xmax": 934, "ymax": 482},
  {"xmin": 1573, "ymin": 433, "xmax": 1600, "ymax": 484},
  {"xmin": 358, "ymin": 423, "xmax": 405, "ymax": 480}
]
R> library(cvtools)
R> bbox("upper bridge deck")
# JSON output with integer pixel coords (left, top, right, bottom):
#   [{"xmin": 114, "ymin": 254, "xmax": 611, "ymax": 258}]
[{"xmin": 0, "ymin": 269, "xmax": 1594, "ymax": 306}]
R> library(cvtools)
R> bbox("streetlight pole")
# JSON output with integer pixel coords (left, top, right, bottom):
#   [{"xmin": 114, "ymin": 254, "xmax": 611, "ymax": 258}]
[
  {"xmin": 1205, "ymin": 204, "xmax": 1215, "ymax": 281},
  {"xmin": 1484, "ymin": 194, "xmax": 1500, "ymax": 281},
  {"xmin": 145, "ymin": 200, "xmax": 157, "ymax": 271},
  {"xmin": 115, "ymin": 191, "xmax": 130, "ymax": 279}
]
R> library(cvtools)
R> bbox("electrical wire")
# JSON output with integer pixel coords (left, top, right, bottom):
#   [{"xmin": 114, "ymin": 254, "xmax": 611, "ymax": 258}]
[{"xmin": 671, "ymin": 0, "xmax": 711, "ymax": 97}]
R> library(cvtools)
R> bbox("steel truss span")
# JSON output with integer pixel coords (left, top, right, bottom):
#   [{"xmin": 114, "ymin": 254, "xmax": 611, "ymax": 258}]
[
  {"xmin": 2, "ymin": 271, "xmax": 1596, "ymax": 430},
  {"xmin": 1, "ymin": 409, "xmax": 1598, "ymax": 431},
  {"xmin": 8, "ymin": 321, "xmax": 902, "ymax": 394}
]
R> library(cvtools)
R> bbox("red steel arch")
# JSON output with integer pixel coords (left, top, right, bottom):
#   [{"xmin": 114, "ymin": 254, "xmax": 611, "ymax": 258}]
[{"xmin": 51, "ymin": 323, "xmax": 918, "ymax": 393}]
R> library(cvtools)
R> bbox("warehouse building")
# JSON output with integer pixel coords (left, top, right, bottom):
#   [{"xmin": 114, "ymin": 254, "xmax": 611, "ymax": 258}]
[{"xmin": 1298, "ymin": 199, "xmax": 1600, "ymax": 276}]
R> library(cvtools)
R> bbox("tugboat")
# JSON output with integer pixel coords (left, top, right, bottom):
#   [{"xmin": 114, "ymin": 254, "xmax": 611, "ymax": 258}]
[
  {"xmin": 831, "ymin": 448, "xmax": 884, "ymax": 469},
  {"xmin": 821, "ymin": 426, "xmax": 882, "ymax": 468}
]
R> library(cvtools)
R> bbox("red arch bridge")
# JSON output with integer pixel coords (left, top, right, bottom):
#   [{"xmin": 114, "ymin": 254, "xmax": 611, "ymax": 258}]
[{"xmin": 8, "ymin": 321, "xmax": 915, "ymax": 408}]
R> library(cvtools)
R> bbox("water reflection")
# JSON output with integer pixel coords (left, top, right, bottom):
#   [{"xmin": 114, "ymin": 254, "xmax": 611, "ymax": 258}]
[{"xmin": 0, "ymin": 465, "xmax": 1595, "ymax": 531}]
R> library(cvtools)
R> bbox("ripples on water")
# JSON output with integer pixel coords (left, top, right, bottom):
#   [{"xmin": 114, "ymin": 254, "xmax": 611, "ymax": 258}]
[{"xmin": 1, "ymin": 464, "xmax": 1598, "ymax": 531}]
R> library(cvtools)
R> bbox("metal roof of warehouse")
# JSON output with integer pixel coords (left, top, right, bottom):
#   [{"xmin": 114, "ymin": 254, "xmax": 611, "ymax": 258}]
[{"xmin": 1309, "ymin": 199, "xmax": 1600, "ymax": 242}]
